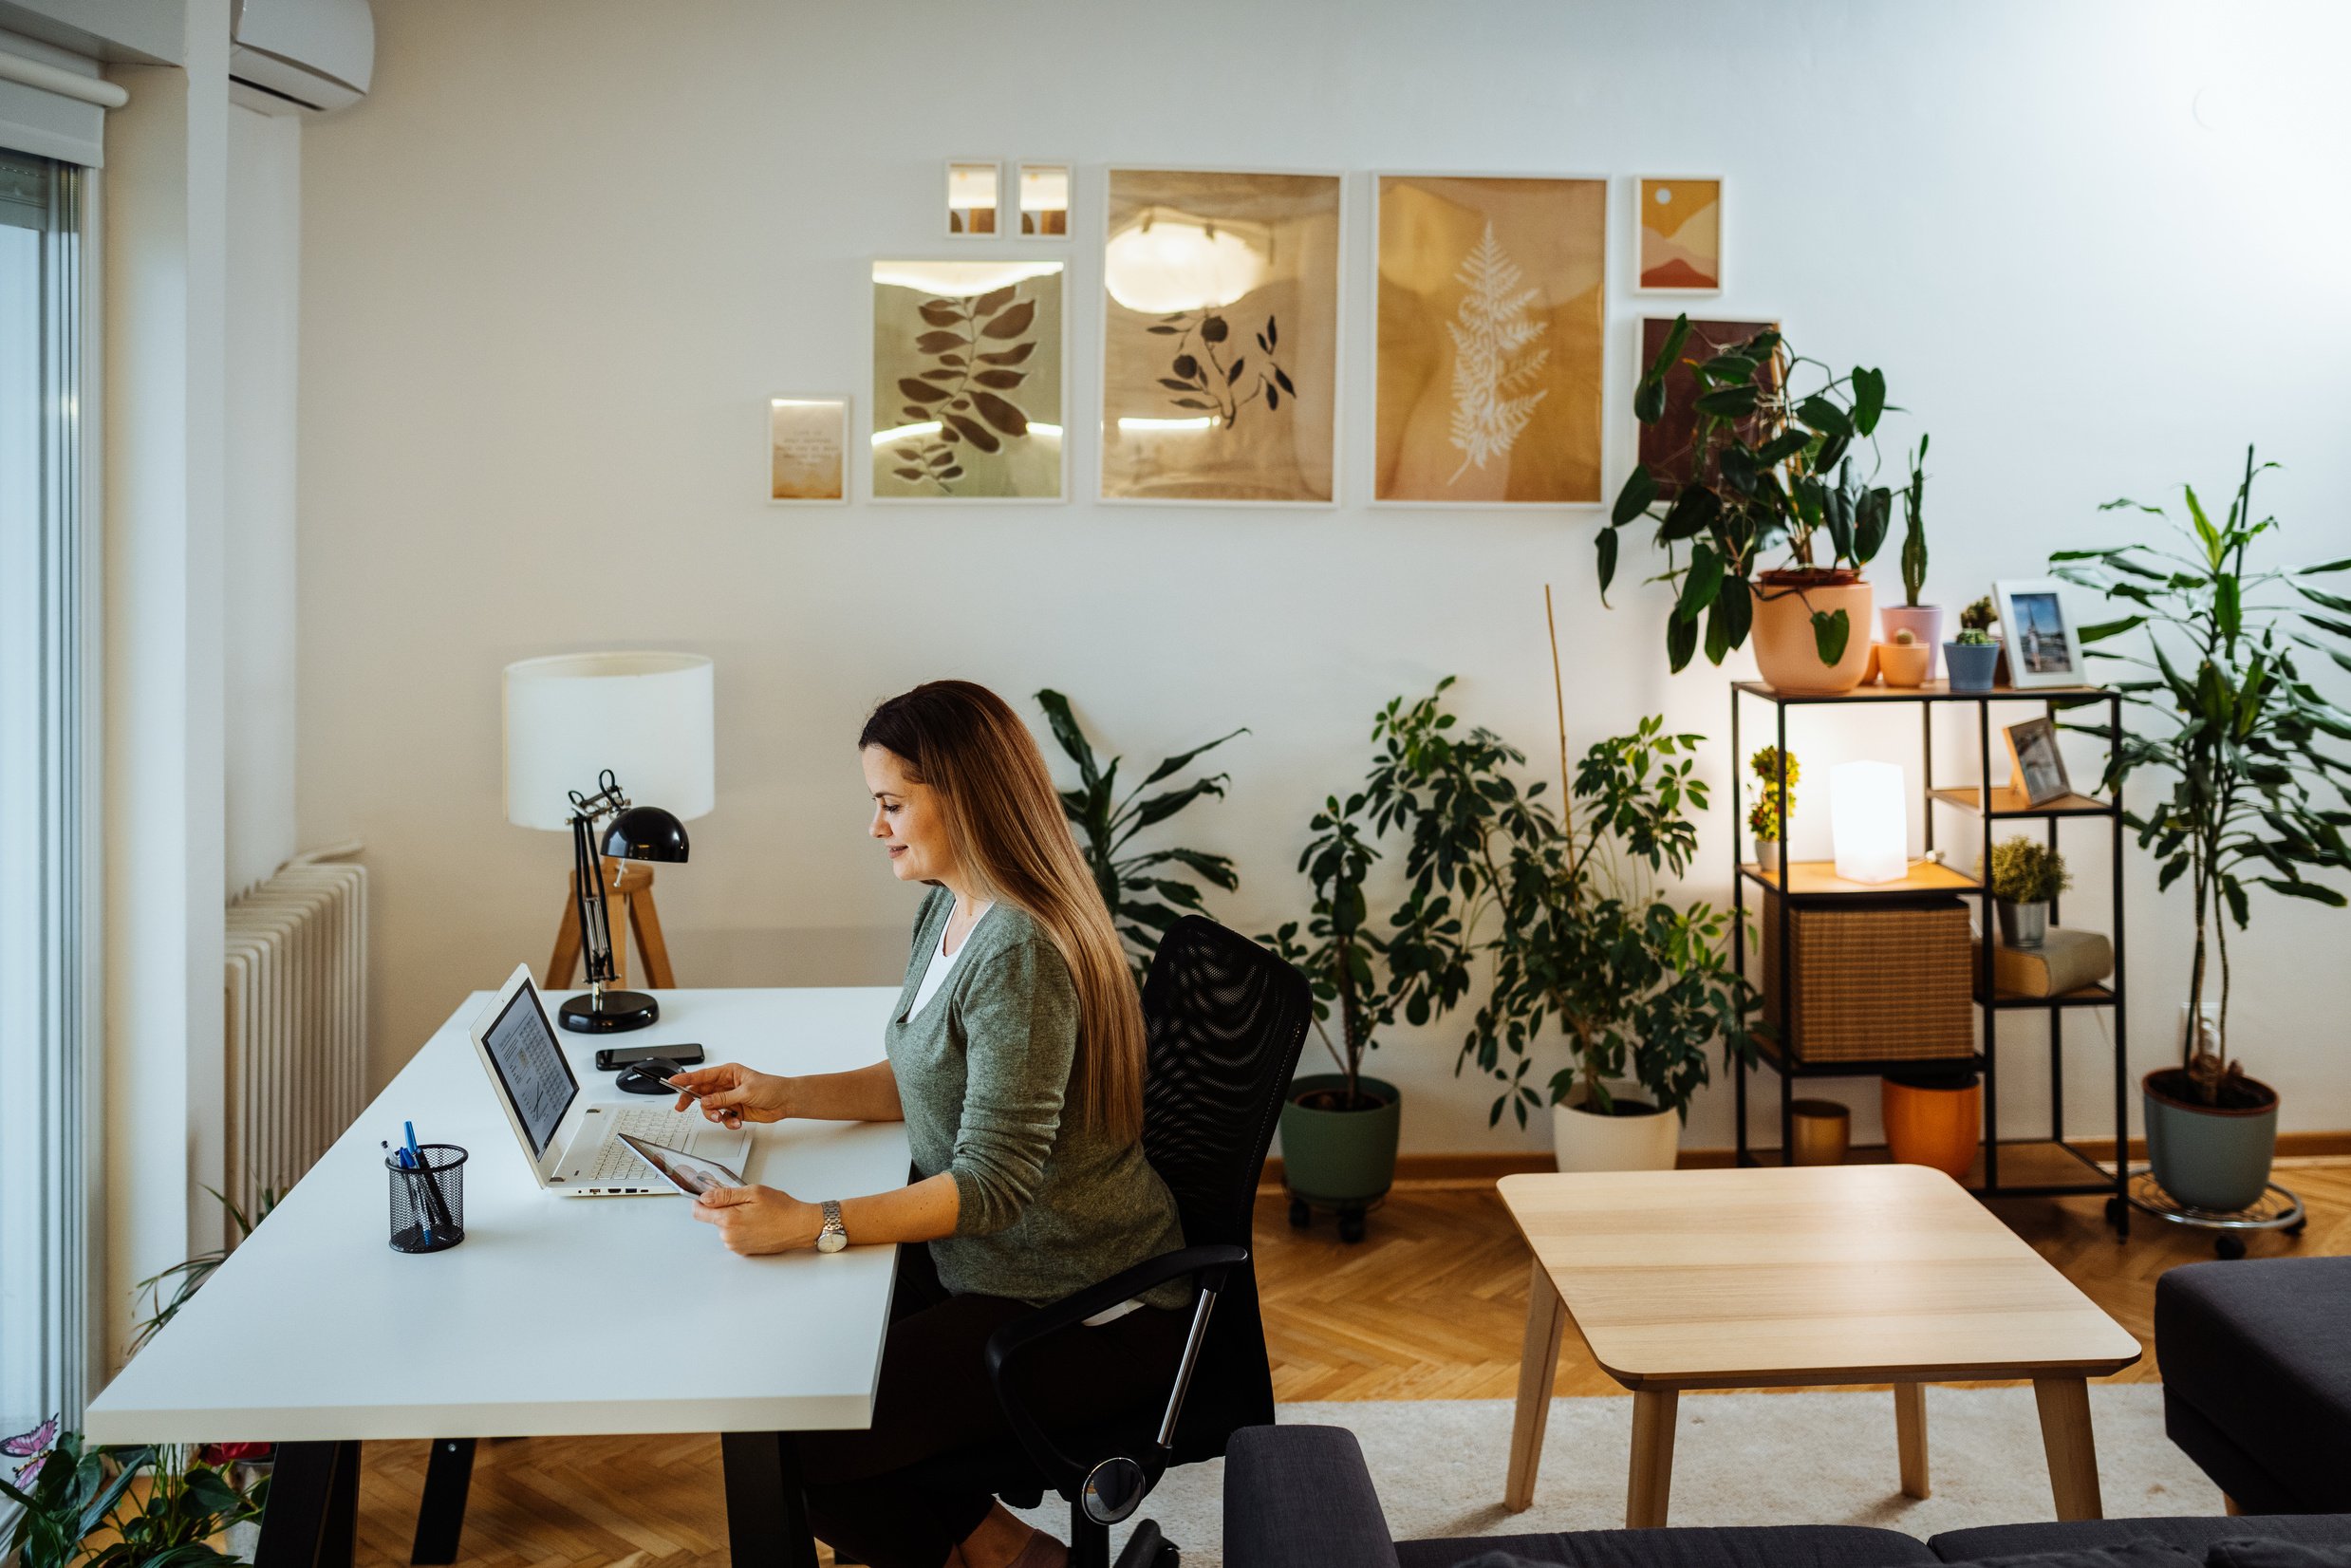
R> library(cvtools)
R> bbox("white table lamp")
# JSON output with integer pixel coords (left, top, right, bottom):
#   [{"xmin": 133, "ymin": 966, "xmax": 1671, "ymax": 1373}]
[
  {"xmin": 503, "ymin": 652, "xmax": 715, "ymax": 1030},
  {"xmin": 1831, "ymin": 761, "xmax": 1908, "ymax": 885}
]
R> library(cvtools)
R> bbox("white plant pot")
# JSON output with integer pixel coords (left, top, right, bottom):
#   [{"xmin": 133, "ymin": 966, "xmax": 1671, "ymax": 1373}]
[{"xmin": 1552, "ymin": 1094, "xmax": 1682, "ymax": 1173}]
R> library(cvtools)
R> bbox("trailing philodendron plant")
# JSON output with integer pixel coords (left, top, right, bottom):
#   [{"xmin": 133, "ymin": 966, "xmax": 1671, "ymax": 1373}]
[
  {"xmin": 1034, "ymin": 690, "xmax": 1243, "ymax": 981},
  {"xmin": 2053, "ymin": 447, "xmax": 2351, "ymax": 1105},
  {"xmin": 1600, "ymin": 314, "xmax": 1896, "ymax": 671}
]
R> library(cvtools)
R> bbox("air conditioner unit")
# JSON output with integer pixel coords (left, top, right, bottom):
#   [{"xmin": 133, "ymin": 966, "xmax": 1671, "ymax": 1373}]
[{"xmin": 230, "ymin": 0, "xmax": 373, "ymax": 115}]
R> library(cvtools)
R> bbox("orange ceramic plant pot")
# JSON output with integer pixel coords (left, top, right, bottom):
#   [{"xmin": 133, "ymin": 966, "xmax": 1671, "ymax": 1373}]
[
  {"xmin": 1750, "ymin": 573, "xmax": 1875, "ymax": 695},
  {"xmin": 1876, "ymin": 640, "xmax": 1932, "ymax": 687},
  {"xmin": 1881, "ymin": 1069, "xmax": 1981, "ymax": 1180}
]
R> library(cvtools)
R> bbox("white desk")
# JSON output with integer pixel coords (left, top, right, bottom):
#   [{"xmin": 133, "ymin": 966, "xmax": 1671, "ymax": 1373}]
[{"xmin": 86, "ymin": 985, "xmax": 911, "ymax": 1568}]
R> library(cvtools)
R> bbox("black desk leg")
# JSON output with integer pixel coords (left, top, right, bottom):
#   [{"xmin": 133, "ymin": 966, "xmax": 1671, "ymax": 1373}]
[
  {"xmin": 720, "ymin": 1431, "xmax": 820, "ymax": 1568},
  {"xmin": 409, "ymin": 1437, "xmax": 476, "ymax": 1564},
  {"xmin": 254, "ymin": 1439, "xmax": 361, "ymax": 1568}
]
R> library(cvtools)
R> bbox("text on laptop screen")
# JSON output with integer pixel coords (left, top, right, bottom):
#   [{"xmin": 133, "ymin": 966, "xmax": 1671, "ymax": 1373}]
[{"xmin": 482, "ymin": 980, "xmax": 577, "ymax": 1157}]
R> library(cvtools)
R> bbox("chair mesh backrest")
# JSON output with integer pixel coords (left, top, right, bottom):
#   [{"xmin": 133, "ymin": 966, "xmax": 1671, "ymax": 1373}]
[{"xmin": 1140, "ymin": 917, "xmax": 1312, "ymax": 1250}]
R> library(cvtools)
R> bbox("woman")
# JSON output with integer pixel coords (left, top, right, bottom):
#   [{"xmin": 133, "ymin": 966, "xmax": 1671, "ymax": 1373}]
[{"xmin": 667, "ymin": 681, "xmax": 1190, "ymax": 1568}]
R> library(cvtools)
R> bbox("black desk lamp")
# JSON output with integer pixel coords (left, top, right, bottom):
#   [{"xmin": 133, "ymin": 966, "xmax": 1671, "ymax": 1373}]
[{"xmin": 561, "ymin": 769, "xmax": 690, "ymax": 1033}]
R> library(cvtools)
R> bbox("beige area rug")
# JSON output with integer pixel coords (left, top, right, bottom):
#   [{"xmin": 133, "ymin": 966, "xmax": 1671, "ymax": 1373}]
[{"xmin": 1014, "ymin": 1385, "xmax": 2221, "ymax": 1567}]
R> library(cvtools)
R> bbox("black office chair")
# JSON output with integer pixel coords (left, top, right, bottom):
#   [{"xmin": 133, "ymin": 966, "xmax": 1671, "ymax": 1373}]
[{"xmin": 905, "ymin": 914, "xmax": 1311, "ymax": 1568}]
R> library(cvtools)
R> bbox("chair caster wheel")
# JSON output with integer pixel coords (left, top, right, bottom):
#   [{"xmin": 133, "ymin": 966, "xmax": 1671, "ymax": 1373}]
[
  {"xmin": 2215, "ymin": 1233, "xmax": 2247, "ymax": 1260},
  {"xmin": 1338, "ymin": 1208, "xmax": 1365, "ymax": 1244},
  {"xmin": 1288, "ymin": 1197, "xmax": 1311, "ymax": 1229}
]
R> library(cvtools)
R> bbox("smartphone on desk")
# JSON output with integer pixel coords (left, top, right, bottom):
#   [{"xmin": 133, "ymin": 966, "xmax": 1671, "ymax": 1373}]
[{"xmin": 595, "ymin": 1041, "xmax": 705, "ymax": 1072}]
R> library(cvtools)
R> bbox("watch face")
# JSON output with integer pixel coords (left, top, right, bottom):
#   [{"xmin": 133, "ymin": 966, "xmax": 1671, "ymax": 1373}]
[{"xmin": 816, "ymin": 1230, "xmax": 848, "ymax": 1254}]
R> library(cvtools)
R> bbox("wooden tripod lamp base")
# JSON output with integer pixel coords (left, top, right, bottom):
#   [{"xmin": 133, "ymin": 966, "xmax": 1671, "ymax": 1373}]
[{"xmin": 546, "ymin": 857, "xmax": 677, "ymax": 993}]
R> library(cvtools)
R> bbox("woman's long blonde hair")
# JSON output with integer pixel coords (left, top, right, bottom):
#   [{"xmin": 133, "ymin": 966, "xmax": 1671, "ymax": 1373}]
[{"xmin": 860, "ymin": 681, "xmax": 1147, "ymax": 1141}]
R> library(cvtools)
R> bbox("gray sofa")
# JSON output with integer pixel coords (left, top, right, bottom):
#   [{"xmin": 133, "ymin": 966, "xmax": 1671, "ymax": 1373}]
[
  {"xmin": 2156, "ymin": 1256, "xmax": 2351, "ymax": 1514},
  {"xmin": 1222, "ymin": 1426, "xmax": 2351, "ymax": 1568}
]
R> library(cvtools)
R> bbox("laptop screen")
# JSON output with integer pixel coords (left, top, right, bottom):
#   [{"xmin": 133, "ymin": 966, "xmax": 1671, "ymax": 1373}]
[{"xmin": 481, "ymin": 978, "xmax": 577, "ymax": 1157}]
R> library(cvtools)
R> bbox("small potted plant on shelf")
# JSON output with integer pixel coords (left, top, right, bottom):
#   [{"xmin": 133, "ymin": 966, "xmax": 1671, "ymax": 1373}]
[
  {"xmin": 1947, "ymin": 597, "xmax": 2001, "ymax": 692},
  {"xmin": 1878, "ymin": 436, "xmax": 1942, "ymax": 677},
  {"xmin": 1599, "ymin": 315, "xmax": 1899, "ymax": 695},
  {"xmin": 1746, "ymin": 745, "xmax": 1799, "ymax": 871},
  {"xmin": 1877, "ymin": 625, "xmax": 1931, "ymax": 688},
  {"xmin": 1987, "ymin": 836, "xmax": 2069, "ymax": 949},
  {"xmin": 2054, "ymin": 446, "xmax": 2351, "ymax": 1215}
]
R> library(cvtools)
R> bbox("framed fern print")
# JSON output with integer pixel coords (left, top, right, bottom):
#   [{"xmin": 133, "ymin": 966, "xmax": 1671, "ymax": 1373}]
[
  {"xmin": 1100, "ymin": 168, "xmax": 1343, "ymax": 504},
  {"xmin": 870, "ymin": 258, "xmax": 1065, "ymax": 501},
  {"xmin": 1372, "ymin": 175, "xmax": 1606, "ymax": 505}
]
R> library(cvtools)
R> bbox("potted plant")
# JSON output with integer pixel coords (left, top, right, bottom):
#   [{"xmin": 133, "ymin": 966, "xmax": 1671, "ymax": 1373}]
[
  {"xmin": 1947, "ymin": 601, "xmax": 2000, "ymax": 692},
  {"xmin": 1260, "ymin": 786, "xmax": 1405, "ymax": 1243},
  {"xmin": 2, "ymin": 1424, "xmax": 268, "ymax": 1568},
  {"xmin": 1356, "ymin": 684, "xmax": 1757, "ymax": 1171},
  {"xmin": 1987, "ymin": 836, "xmax": 2069, "ymax": 949},
  {"xmin": 2054, "ymin": 446, "xmax": 2351, "ymax": 1213},
  {"xmin": 1600, "ymin": 315, "xmax": 1898, "ymax": 694},
  {"xmin": 1878, "ymin": 435, "xmax": 1943, "ymax": 675},
  {"xmin": 1877, "ymin": 625, "xmax": 1931, "ymax": 688},
  {"xmin": 1746, "ymin": 745, "xmax": 1799, "ymax": 871}
]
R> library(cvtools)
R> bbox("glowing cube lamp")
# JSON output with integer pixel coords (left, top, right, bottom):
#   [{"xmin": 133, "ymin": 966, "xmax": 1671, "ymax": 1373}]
[{"xmin": 1831, "ymin": 761, "xmax": 1908, "ymax": 884}]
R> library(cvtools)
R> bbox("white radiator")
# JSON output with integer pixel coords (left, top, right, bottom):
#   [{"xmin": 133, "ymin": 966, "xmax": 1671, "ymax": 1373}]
[{"xmin": 223, "ymin": 852, "xmax": 368, "ymax": 1225}]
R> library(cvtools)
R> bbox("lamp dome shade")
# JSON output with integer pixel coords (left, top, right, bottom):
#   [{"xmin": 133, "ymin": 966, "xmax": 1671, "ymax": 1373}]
[
  {"xmin": 503, "ymin": 652, "xmax": 715, "ymax": 830},
  {"xmin": 603, "ymin": 805, "xmax": 689, "ymax": 864}
]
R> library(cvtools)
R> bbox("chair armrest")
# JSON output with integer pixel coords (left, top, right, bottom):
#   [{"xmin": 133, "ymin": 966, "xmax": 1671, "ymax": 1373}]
[
  {"xmin": 982, "ymin": 1243, "xmax": 1249, "ymax": 1497},
  {"xmin": 1223, "ymin": 1426, "xmax": 1401, "ymax": 1568}
]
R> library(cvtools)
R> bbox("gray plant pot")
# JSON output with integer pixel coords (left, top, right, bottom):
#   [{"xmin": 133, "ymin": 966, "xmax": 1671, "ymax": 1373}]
[
  {"xmin": 1945, "ymin": 641, "xmax": 2000, "ymax": 692},
  {"xmin": 1278, "ymin": 1073, "xmax": 1401, "ymax": 1205},
  {"xmin": 1996, "ymin": 899, "xmax": 2048, "ymax": 948},
  {"xmin": 2144, "ymin": 1068, "xmax": 2278, "ymax": 1214}
]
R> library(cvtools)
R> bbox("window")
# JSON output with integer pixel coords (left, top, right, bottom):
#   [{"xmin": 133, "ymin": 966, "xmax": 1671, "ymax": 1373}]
[{"xmin": 0, "ymin": 146, "xmax": 93, "ymax": 1441}]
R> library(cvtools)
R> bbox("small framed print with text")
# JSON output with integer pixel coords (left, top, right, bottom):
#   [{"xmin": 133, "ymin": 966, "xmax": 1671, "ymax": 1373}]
[{"xmin": 768, "ymin": 396, "xmax": 849, "ymax": 505}]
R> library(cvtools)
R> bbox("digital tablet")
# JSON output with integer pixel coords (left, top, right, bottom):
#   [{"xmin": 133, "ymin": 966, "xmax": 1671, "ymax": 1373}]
[{"xmin": 616, "ymin": 1132, "xmax": 744, "ymax": 1197}]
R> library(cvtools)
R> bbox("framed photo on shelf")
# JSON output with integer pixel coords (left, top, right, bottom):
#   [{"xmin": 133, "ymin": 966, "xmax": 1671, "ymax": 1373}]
[
  {"xmin": 1994, "ymin": 578, "xmax": 2086, "ymax": 688},
  {"xmin": 2003, "ymin": 717, "xmax": 2073, "ymax": 807},
  {"xmin": 767, "ymin": 396, "xmax": 849, "ymax": 505}
]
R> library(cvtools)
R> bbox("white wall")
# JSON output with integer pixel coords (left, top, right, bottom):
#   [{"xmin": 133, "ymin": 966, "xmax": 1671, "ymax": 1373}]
[
  {"xmin": 295, "ymin": 0, "xmax": 2351, "ymax": 1154},
  {"xmin": 223, "ymin": 102, "xmax": 301, "ymax": 897}
]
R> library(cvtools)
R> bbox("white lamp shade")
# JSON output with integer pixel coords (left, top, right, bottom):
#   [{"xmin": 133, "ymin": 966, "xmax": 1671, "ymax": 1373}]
[
  {"xmin": 503, "ymin": 652, "xmax": 715, "ymax": 831},
  {"xmin": 1831, "ymin": 761, "xmax": 1907, "ymax": 885}
]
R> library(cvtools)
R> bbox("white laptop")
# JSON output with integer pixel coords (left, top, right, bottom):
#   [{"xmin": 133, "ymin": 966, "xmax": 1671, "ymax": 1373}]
[{"xmin": 470, "ymin": 961, "xmax": 752, "ymax": 1196}]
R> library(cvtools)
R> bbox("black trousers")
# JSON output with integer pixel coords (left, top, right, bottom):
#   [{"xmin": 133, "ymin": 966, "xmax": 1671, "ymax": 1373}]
[{"xmin": 795, "ymin": 1243, "xmax": 1187, "ymax": 1568}]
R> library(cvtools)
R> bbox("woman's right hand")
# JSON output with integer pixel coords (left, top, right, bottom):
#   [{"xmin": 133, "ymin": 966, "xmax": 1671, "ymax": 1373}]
[{"xmin": 667, "ymin": 1062, "xmax": 793, "ymax": 1128}]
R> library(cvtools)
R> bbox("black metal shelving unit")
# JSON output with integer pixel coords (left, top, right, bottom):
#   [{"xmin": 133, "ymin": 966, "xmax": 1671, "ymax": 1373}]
[{"xmin": 1729, "ymin": 679, "xmax": 2132, "ymax": 1235}]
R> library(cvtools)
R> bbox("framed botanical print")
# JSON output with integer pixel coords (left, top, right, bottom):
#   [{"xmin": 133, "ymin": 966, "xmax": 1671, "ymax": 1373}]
[
  {"xmin": 1372, "ymin": 174, "xmax": 1606, "ymax": 505},
  {"xmin": 870, "ymin": 259, "xmax": 1065, "ymax": 501},
  {"xmin": 1099, "ymin": 167, "xmax": 1342, "ymax": 504}
]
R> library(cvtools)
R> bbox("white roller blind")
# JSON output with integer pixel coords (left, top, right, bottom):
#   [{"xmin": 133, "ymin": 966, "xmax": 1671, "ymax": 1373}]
[{"xmin": 0, "ymin": 39, "xmax": 119, "ymax": 167}]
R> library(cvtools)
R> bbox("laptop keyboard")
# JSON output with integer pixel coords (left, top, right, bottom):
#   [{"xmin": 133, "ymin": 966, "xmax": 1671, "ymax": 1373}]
[{"xmin": 583, "ymin": 1105, "xmax": 722, "ymax": 1185}]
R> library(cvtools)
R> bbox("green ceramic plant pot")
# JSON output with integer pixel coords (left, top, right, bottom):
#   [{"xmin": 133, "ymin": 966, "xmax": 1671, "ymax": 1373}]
[
  {"xmin": 2144, "ymin": 1068, "xmax": 2278, "ymax": 1214},
  {"xmin": 1278, "ymin": 1073, "xmax": 1401, "ymax": 1205}
]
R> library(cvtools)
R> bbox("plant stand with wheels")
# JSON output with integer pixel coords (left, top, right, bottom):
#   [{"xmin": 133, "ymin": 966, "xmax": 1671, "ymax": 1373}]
[
  {"xmin": 1729, "ymin": 680, "xmax": 2131, "ymax": 1232},
  {"xmin": 1285, "ymin": 1189, "xmax": 1380, "ymax": 1244},
  {"xmin": 2121, "ymin": 1169, "xmax": 2306, "ymax": 1259}
]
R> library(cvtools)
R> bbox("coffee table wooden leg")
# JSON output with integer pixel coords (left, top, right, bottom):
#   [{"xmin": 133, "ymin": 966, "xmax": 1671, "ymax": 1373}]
[
  {"xmin": 1626, "ymin": 1389, "xmax": 1679, "ymax": 1529},
  {"xmin": 1504, "ymin": 1258, "xmax": 1568, "ymax": 1512},
  {"xmin": 1895, "ymin": 1383, "xmax": 1930, "ymax": 1499},
  {"xmin": 2033, "ymin": 1376, "xmax": 2103, "ymax": 1521}
]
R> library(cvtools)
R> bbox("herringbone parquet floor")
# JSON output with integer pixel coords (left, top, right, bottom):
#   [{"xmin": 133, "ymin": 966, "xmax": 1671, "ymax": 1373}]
[{"xmin": 345, "ymin": 1158, "xmax": 2351, "ymax": 1566}]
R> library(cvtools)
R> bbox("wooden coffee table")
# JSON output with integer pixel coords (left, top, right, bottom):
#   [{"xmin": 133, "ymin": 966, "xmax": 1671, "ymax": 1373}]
[{"xmin": 1500, "ymin": 1165, "xmax": 2141, "ymax": 1528}]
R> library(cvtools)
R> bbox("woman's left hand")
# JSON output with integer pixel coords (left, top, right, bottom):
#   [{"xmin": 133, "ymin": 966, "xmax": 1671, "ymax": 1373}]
[{"xmin": 691, "ymin": 1185, "xmax": 822, "ymax": 1255}]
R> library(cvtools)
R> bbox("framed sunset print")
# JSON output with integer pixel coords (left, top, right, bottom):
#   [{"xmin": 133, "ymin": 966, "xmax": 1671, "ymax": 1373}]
[{"xmin": 1636, "ymin": 177, "xmax": 1722, "ymax": 292}]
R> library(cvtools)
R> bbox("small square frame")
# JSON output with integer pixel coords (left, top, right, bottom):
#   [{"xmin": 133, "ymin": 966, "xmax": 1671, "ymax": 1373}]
[
  {"xmin": 1016, "ymin": 160, "xmax": 1073, "ymax": 239},
  {"xmin": 1633, "ymin": 175, "xmax": 1724, "ymax": 295},
  {"xmin": 1994, "ymin": 578, "xmax": 2087, "ymax": 689},
  {"xmin": 2002, "ymin": 717, "xmax": 2074, "ymax": 807},
  {"xmin": 766, "ymin": 395, "xmax": 849, "ymax": 506},
  {"xmin": 945, "ymin": 159, "xmax": 1004, "ymax": 239}
]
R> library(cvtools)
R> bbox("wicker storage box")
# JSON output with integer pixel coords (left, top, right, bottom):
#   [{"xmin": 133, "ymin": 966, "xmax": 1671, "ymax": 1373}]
[{"xmin": 1759, "ymin": 894, "xmax": 1974, "ymax": 1063}]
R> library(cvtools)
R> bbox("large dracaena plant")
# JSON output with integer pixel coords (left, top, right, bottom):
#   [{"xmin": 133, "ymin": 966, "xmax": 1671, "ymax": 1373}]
[
  {"xmin": 1358, "ymin": 684, "xmax": 1758, "ymax": 1127},
  {"xmin": 1034, "ymin": 690, "xmax": 1243, "ymax": 981},
  {"xmin": 1601, "ymin": 315, "xmax": 1896, "ymax": 673},
  {"xmin": 2053, "ymin": 447, "xmax": 2351, "ymax": 1103}
]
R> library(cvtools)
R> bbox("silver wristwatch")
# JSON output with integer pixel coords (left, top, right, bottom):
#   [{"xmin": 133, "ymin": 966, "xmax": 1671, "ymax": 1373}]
[{"xmin": 815, "ymin": 1199, "xmax": 848, "ymax": 1253}]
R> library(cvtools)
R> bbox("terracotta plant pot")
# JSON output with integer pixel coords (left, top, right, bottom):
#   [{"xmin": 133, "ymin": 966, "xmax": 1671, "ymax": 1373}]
[
  {"xmin": 1881, "ymin": 1067, "xmax": 1980, "ymax": 1180},
  {"xmin": 1750, "ymin": 572, "xmax": 1875, "ymax": 695},
  {"xmin": 1878, "ymin": 605, "xmax": 1944, "ymax": 680},
  {"xmin": 1552, "ymin": 1091, "xmax": 1681, "ymax": 1173},
  {"xmin": 1875, "ymin": 641, "xmax": 1932, "ymax": 688},
  {"xmin": 2143, "ymin": 1067, "xmax": 2279, "ymax": 1213}
]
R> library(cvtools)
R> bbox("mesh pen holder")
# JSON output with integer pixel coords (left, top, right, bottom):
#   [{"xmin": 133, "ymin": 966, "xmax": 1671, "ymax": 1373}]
[{"xmin": 386, "ymin": 1144, "xmax": 467, "ymax": 1254}]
